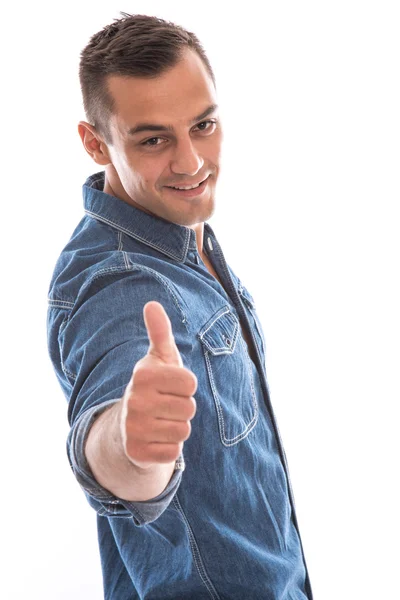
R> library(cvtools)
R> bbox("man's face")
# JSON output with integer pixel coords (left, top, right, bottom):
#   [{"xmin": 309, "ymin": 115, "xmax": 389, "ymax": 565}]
[{"xmin": 101, "ymin": 50, "xmax": 222, "ymax": 227}]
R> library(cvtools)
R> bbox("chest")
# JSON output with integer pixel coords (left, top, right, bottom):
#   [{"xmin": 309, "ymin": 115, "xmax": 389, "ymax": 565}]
[{"xmin": 202, "ymin": 253, "xmax": 258, "ymax": 365}]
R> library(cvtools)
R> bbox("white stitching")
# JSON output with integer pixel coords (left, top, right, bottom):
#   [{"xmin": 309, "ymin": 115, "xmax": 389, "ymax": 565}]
[
  {"xmin": 122, "ymin": 260, "xmax": 188, "ymax": 327},
  {"xmin": 199, "ymin": 307, "xmax": 230, "ymax": 338},
  {"xmin": 172, "ymin": 495, "xmax": 221, "ymax": 599},
  {"xmin": 201, "ymin": 323, "xmax": 239, "ymax": 354},
  {"xmin": 58, "ymin": 316, "xmax": 77, "ymax": 383},
  {"xmin": 117, "ymin": 233, "xmax": 131, "ymax": 271},
  {"xmin": 85, "ymin": 209, "xmax": 191, "ymax": 262},
  {"xmin": 122, "ymin": 251, "xmax": 130, "ymax": 270},
  {"xmin": 50, "ymin": 261, "xmax": 188, "ymax": 327},
  {"xmin": 203, "ymin": 335, "xmax": 258, "ymax": 447},
  {"xmin": 117, "ymin": 230, "xmax": 123, "ymax": 251},
  {"xmin": 199, "ymin": 309, "xmax": 239, "ymax": 354},
  {"xmin": 56, "ymin": 264, "xmax": 189, "ymax": 383},
  {"xmin": 62, "ymin": 364, "xmax": 77, "ymax": 381},
  {"xmin": 48, "ymin": 298, "xmax": 74, "ymax": 308}
]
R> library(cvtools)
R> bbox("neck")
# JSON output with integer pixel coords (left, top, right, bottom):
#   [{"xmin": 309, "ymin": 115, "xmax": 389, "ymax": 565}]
[{"xmin": 190, "ymin": 222, "xmax": 205, "ymax": 256}]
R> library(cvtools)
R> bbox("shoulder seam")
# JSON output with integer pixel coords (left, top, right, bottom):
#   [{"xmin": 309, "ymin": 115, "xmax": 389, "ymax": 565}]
[
  {"xmin": 52, "ymin": 262, "xmax": 189, "ymax": 330},
  {"xmin": 125, "ymin": 260, "xmax": 189, "ymax": 329}
]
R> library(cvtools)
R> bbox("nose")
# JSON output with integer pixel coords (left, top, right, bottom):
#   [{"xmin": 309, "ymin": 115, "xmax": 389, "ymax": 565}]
[{"xmin": 170, "ymin": 138, "xmax": 204, "ymax": 176}]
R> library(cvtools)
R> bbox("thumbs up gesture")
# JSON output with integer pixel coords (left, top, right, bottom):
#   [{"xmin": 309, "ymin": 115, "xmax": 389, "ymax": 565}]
[{"xmin": 120, "ymin": 301, "xmax": 197, "ymax": 470}]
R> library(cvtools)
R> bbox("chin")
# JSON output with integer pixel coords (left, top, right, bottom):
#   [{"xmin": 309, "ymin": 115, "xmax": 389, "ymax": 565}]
[{"xmin": 172, "ymin": 203, "xmax": 215, "ymax": 227}]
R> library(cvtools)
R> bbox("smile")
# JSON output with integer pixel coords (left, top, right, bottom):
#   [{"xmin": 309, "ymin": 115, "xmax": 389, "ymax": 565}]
[
  {"xmin": 166, "ymin": 175, "xmax": 209, "ymax": 190},
  {"xmin": 165, "ymin": 175, "xmax": 210, "ymax": 198}
]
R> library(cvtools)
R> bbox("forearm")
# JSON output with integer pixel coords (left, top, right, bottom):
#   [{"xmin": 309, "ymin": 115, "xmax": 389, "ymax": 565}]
[{"xmin": 84, "ymin": 401, "xmax": 176, "ymax": 502}]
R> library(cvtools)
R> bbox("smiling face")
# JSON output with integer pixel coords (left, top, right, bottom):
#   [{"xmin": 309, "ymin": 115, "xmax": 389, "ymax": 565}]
[{"xmin": 91, "ymin": 50, "xmax": 223, "ymax": 228}]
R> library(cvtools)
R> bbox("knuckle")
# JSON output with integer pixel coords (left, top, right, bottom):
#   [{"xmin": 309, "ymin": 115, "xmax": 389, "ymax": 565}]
[
  {"xmin": 125, "ymin": 414, "xmax": 155, "ymax": 447},
  {"xmin": 157, "ymin": 444, "xmax": 180, "ymax": 463},
  {"xmin": 125, "ymin": 414, "xmax": 141, "ymax": 438},
  {"xmin": 181, "ymin": 421, "xmax": 191, "ymax": 441},
  {"xmin": 164, "ymin": 423, "xmax": 182, "ymax": 443},
  {"xmin": 184, "ymin": 369, "xmax": 198, "ymax": 394},
  {"xmin": 159, "ymin": 421, "xmax": 191, "ymax": 444},
  {"xmin": 125, "ymin": 439, "xmax": 141, "ymax": 462},
  {"xmin": 189, "ymin": 396, "xmax": 197, "ymax": 418},
  {"xmin": 151, "ymin": 444, "xmax": 180, "ymax": 464},
  {"xmin": 126, "ymin": 393, "xmax": 147, "ymax": 418},
  {"xmin": 191, "ymin": 372, "xmax": 198, "ymax": 393},
  {"xmin": 163, "ymin": 395, "xmax": 175, "ymax": 416}
]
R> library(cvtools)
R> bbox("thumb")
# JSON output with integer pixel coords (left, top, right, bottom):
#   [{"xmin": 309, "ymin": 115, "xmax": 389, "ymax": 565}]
[{"xmin": 143, "ymin": 301, "xmax": 183, "ymax": 367}]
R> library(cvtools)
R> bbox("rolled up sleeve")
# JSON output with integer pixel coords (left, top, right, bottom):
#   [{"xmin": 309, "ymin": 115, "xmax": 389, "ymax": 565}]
[
  {"xmin": 67, "ymin": 397, "xmax": 186, "ymax": 525},
  {"xmin": 49, "ymin": 264, "xmax": 192, "ymax": 525}
]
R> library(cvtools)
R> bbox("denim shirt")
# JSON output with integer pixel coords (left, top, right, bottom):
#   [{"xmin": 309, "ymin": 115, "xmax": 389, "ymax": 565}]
[{"xmin": 47, "ymin": 172, "xmax": 313, "ymax": 600}]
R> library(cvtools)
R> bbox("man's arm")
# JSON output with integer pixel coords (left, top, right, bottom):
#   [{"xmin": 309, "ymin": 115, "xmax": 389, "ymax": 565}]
[{"xmin": 84, "ymin": 301, "xmax": 197, "ymax": 502}]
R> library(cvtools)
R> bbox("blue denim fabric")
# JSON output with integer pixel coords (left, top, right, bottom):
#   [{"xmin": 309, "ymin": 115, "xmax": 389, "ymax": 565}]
[{"xmin": 47, "ymin": 171, "xmax": 313, "ymax": 600}]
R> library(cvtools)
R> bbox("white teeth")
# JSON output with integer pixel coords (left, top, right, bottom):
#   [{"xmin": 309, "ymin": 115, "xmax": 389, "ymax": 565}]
[{"xmin": 172, "ymin": 182, "xmax": 202, "ymax": 190}]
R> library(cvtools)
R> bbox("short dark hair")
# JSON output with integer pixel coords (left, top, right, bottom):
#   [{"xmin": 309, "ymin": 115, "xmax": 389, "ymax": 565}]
[{"xmin": 79, "ymin": 13, "xmax": 216, "ymax": 144}]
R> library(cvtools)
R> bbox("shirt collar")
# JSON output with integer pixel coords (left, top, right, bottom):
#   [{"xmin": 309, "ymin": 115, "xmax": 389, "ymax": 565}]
[{"xmin": 83, "ymin": 171, "xmax": 214, "ymax": 263}]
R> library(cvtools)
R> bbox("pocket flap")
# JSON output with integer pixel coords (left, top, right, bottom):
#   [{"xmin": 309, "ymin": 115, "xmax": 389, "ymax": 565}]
[{"xmin": 199, "ymin": 307, "xmax": 239, "ymax": 355}]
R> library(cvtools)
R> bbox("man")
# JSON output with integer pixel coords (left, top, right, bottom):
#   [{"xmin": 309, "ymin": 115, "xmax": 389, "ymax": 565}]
[{"xmin": 47, "ymin": 13, "xmax": 313, "ymax": 600}]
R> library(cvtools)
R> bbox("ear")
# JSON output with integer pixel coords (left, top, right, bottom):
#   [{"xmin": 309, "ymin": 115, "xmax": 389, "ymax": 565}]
[{"xmin": 78, "ymin": 121, "xmax": 112, "ymax": 166}]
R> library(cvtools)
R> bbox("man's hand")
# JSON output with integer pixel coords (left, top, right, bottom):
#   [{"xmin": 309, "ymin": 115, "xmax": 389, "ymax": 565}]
[{"xmin": 119, "ymin": 301, "xmax": 197, "ymax": 470}]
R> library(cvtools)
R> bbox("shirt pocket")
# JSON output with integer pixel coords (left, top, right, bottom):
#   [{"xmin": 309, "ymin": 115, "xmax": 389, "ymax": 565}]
[{"xmin": 198, "ymin": 306, "xmax": 259, "ymax": 446}]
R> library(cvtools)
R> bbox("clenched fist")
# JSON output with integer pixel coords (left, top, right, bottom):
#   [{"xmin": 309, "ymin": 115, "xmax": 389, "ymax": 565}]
[{"xmin": 120, "ymin": 301, "xmax": 197, "ymax": 470}]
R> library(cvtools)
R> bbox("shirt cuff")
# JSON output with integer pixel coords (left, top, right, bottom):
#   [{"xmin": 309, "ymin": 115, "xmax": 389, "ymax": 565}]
[{"xmin": 67, "ymin": 399, "xmax": 185, "ymax": 526}]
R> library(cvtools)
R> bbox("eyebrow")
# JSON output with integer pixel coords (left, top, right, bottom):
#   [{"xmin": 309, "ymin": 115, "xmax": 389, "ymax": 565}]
[{"xmin": 127, "ymin": 103, "xmax": 219, "ymax": 136}]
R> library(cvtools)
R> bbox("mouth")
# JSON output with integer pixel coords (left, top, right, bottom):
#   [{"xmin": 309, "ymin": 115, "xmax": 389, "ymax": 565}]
[{"xmin": 164, "ymin": 175, "xmax": 210, "ymax": 198}]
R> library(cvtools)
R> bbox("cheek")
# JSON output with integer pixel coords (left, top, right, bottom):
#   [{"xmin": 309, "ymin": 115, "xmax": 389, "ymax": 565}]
[
  {"xmin": 133, "ymin": 169, "xmax": 163, "ymax": 196},
  {"xmin": 116, "ymin": 150, "xmax": 147, "ymax": 187},
  {"xmin": 108, "ymin": 146, "xmax": 135, "ymax": 182},
  {"xmin": 208, "ymin": 134, "xmax": 223, "ymax": 165},
  {"xmin": 141, "ymin": 170, "xmax": 159, "ymax": 190},
  {"xmin": 141, "ymin": 161, "xmax": 170, "ymax": 190}
]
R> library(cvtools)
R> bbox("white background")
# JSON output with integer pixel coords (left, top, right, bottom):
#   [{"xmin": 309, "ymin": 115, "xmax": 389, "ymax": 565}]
[{"xmin": 2, "ymin": 1, "xmax": 399, "ymax": 598}]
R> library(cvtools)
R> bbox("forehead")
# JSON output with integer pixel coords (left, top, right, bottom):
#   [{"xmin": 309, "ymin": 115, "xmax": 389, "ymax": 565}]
[{"xmin": 106, "ymin": 50, "xmax": 217, "ymax": 128}]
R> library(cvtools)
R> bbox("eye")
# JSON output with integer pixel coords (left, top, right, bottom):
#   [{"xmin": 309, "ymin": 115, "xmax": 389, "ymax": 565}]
[
  {"xmin": 140, "ymin": 120, "xmax": 217, "ymax": 149},
  {"xmin": 194, "ymin": 119, "xmax": 217, "ymax": 133},
  {"xmin": 141, "ymin": 137, "xmax": 165, "ymax": 147}
]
